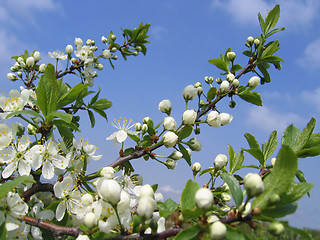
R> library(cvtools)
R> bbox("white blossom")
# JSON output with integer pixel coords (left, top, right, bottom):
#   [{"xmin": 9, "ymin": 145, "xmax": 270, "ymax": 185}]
[
  {"xmin": 163, "ymin": 116, "xmax": 177, "ymax": 131},
  {"xmin": 162, "ymin": 131, "xmax": 178, "ymax": 148},
  {"xmin": 206, "ymin": 111, "xmax": 221, "ymax": 128},
  {"xmin": 195, "ymin": 188, "xmax": 213, "ymax": 209},
  {"xmin": 182, "ymin": 109, "xmax": 197, "ymax": 125},
  {"xmin": 106, "ymin": 118, "xmax": 138, "ymax": 145},
  {"xmin": 244, "ymin": 173, "xmax": 265, "ymax": 198}
]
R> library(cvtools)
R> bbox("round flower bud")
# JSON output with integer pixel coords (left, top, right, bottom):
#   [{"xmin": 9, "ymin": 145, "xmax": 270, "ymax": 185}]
[
  {"xmin": 226, "ymin": 73, "xmax": 235, "ymax": 82},
  {"xmin": 17, "ymin": 71, "xmax": 22, "ymax": 78},
  {"xmin": 33, "ymin": 51, "xmax": 40, "ymax": 61},
  {"xmin": 192, "ymin": 162, "xmax": 201, "ymax": 174},
  {"xmin": 165, "ymin": 159, "xmax": 177, "ymax": 170},
  {"xmin": 195, "ymin": 188, "xmax": 213, "ymax": 209},
  {"xmin": 84, "ymin": 212, "xmax": 98, "ymax": 228},
  {"xmin": 194, "ymin": 82, "xmax": 202, "ymax": 88},
  {"xmin": 182, "ymin": 85, "xmax": 197, "ymax": 101},
  {"xmin": 232, "ymin": 79, "xmax": 239, "ymax": 88},
  {"xmin": 182, "ymin": 109, "xmax": 197, "ymax": 125},
  {"xmin": 248, "ymin": 76, "xmax": 260, "ymax": 87},
  {"xmin": 210, "ymin": 221, "xmax": 227, "ymax": 240},
  {"xmin": 226, "ymin": 51, "xmax": 236, "ymax": 61},
  {"xmin": 101, "ymin": 36, "xmax": 107, "ymax": 43},
  {"xmin": 86, "ymin": 39, "xmax": 92, "ymax": 46},
  {"xmin": 268, "ymin": 222, "xmax": 284, "ymax": 236},
  {"xmin": 158, "ymin": 99, "xmax": 172, "ymax": 115},
  {"xmin": 199, "ymin": 100, "xmax": 206, "ymax": 107},
  {"xmin": 169, "ymin": 150, "xmax": 183, "ymax": 160},
  {"xmin": 268, "ymin": 193, "xmax": 280, "ymax": 206},
  {"xmin": 187, "ymin": 138, "xmax": 202, "ymax": 151},
  {"xmin": 187, "ymin": 148, "xmax": 192, "ymax": 157},
  {"xmin": 229, "ymin": 100, "xmax": 236, "ymax": 108},
  {"xmin": 143, "ymin": 117, "xmax": 152, "ymax": 124},
  {"xmin": 221, "ymin": 192, "xmax": 231, "ymax": 202},
  {"xmin": 97, "ymin": 178, "xmax": 121, "ymax": 205},
  {"xmin": 96, "ymin": 63, "xmax": 104, "ymax": 70},
  {"xmin": 206, "ymin": 111, "xmax": 221, "ymax": 128},
  {"xmin": 39, "ymin": 64, "xmax": 46, "ymax": 73},
  {"xmin": 219, "ymin": 80, "xmax": 230, "ymax": 92},
  {"xmin": 271, "ymin": 157, "xmax": 277, "ymax": 167},
  {"xmin": 244, "ymin": 173, "xmax": 265, "ymax": 198},
  {"xmin": 196, "ymin": 86, "xmax": 203, "ymax": 96},
  {"xmin": 7, "ymin": 73, "xmax": 17, "ymax": 81},
  {"xmin": 133, "ymin": 51, "xmax": 139, "ymax": 56},
  {"xmin": 254, "ymin": 38, "xmax": 260, "ymax": 46},
  {"xmin": 111, "ymin": 47, "xmax": 117, "ymax": 52},
  {"xmin": 17, "ymin": 57, "xmax": 25, "ymax": 67},
  {"xmin": 205, "ymin": 76, "xmax": 214, "ymax": 85},
  {"xmin": 81, "ymin": 193, "xmax": 94, "ymax": 206},
  {"xmin": 247, "ymin": 36, "xmax": 254, "ymax": 44},
  {"xmin": 100, "ymin": 166, "xmax": 115, "ymax": 179},
  {"xmin": 111, "ymin": 34, "xmax": 117, "ymax": 41},
  {"xmin": 76, "ymin": 235, "xmax": 90, "ymax": 240},
  {"xmin": 65, "ymin": 45, "xmax": 73, "ymax": 55},
  {"xmin": 207, "ymin": 214, "xmax": 219, "ymax": 224},
  {"xmin": 112, "ymin": 55, "xmax": 118, "ymax": 60},
  {"xmin": 26, "ymin": 57, "xmax": 34, "ymax": 67},
  {"xmin": 102, "ymin": 49, "xmax": 112, "ymax": 59},
  {"xmin": 27, "ymin": 124, "xmax": 37, "ymax": 135},
  {"xmin": 216, "ymin": 78, "xmax": 222, "ymax": 84},
  {"xmin": 214, "ymin": 154, "xmax": 228, "ymax": 170},
  {"xmin": 137, "ymin": 196, "xmax": 156, "ymax": 219},
  {"xmin": 135, "ymin": 46, "xmax": 142, "ymax": 52},
  {"xmin": 75, "ymin": 37, "xmax": 83, "ymax": 47},
  {"xmin": 162, "ymin": 131, "xmax": 179, "ymax": 148},
  {"xmin": 142, "ymin": 124, "xmax": 148, "ymax": 134},
  {"xmin": 163, "ymin": 116, "xmax": 177, "ymax": 131},
  {"xmin": 219, "ymin": 113, "xmax": 233, "ymax": 126},
  {"xmin": 134, "ymin": 122, "xmax": 142, "ymax": 131},
  {"xmin": 140, "ymin": 184, "xmax": 155, "ymax": 199}
]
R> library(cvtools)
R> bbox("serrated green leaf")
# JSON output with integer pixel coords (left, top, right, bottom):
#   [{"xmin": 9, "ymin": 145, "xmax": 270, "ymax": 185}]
[
  {"xmin": 207, "ymin": 87, "xmax": 217, "ymax": 101},
  {"xmin": 221, "ymin": 172, "xmax": 243, "ymax": 208},
  {"xmin": 252, "ymin": 145, "xmax": 298, "ymax": 210},
  {"xmin": 230, "ymin": 149, "xmax": 245, "ymax": 174},
  {"xmin": 265, "ymin": 4, "xmax": 280, "ymax": 33},
  {"xmin": 281, "ymin": 124, "xmax": 301, "ymax": 148},
  {"xmin": 208, "ymin": 58, "xmax": 229, "ymax": 72},
  {"xmin": 178, "ymin": 143, "xmax": 191, "ymax": 166},
  {"xmin": 257, "ymin": 63, "xmax": 271, "ymax": 83},
  {"xmin": 180, "ymin": 180, "xmax": 199, "ymax": 213},
  {"xmin": 296, "ymin": 147, "xmax": 320, "ymax": 158},
  {"xmin": 52, "ymin": 119, "xmax": 80, "ymax": 132},
  {"xmin": 88, "ymin": 110, "xmax": 95, "ymax": 128},
  {"xmin": 278, "ymin": 182, "xmax": 313, "ymax": 205},
  {"xmin": 261, "ymin": 40, "xmax": 280, "ymax": 59},
  {"xmin": 0, "ymin": 176, "xmax": 35, "ymax": 199},
  {"xmin": 89, "ymin": 87, "xmax": 101, "ymax": 106},
  {"xmin": 57, "ymin": 83, "xmax": 88, "ymax": 109},
  {"xmin": 293, "ymin": 118, "xmax": 316, "ymax": 152},
  {"xmin": 265, "ymin": 27, "xmax": 285, "ymax": 38},
  {"xmin": 244, "ymin": 133, "xmax": 260, "ymax": 149},
  {"xmin": 262, "ymin": 130, "xmax": 277, "ymax": 161},
  {"xmin": 262, "ymin": 203, "xmax": 297, "ymax": 218},
  {"xmin": 242, "ymin": 50, "xmax": 252, "ymax": 57},
  {"xmin": 243, "ymin": 148, "xmax": 265, "ymax": 165},
  {"xmin": 238, "ymin": 91, "xmax": 262, "ymax": 106},
  {"xmin": 91, "ymin": 98, "xmax": 112, "ymax": 110},
  {"xmin": 230, "ymin": 64, "xmax": 243, "ymax": 73},
  {"xmin": 258, "ymin": 12, "xmax": 266, "ymax": 33},
  {"xmin": 178, "ymin": 125, "xmax": 193, "ymax": 140},
  {"xmin": 47, "ymin": 111, "xmax": 73, "ymax": 123},
  {"xmin": 157, "ymin": 198, "xmax": 178, "ymax": 218},
  {"xmin": 175, "ymin": 224, "xmax": 200, "ymax": 240},
  {"xmin": 91, "ymin": 107, "xmax": 108, "ymax": 122},
  {"xmin": 127, "ymin": 133, "xmax": 140, "ymax": 143}
]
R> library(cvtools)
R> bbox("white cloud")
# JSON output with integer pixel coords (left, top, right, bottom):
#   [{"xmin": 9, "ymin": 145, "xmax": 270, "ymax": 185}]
[
  {"xmin": 297, "ymin": 38, "xmax": 320, "ymax": 69},
  {"xmin": 301, "ymin": 88, "xmax": 320, "ymax": 111},
  {"xmin": 246, "ymin": 106, "xmax": 305, "ymax": 133},
  {"xmin": 150, "ymin": 26, "xmax": 168, "ymax": 40},
  {"xmin": 159, "ymin": 185, "xmax": 181, "ymax": 195},
  {"xmin": 211, "ymin": 0, "xmax": 320, "ymax": 30}
]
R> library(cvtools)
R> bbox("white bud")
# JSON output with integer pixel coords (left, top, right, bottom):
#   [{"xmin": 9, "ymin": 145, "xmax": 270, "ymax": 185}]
[
  {"xmin": 207, "ymin": 214, "xmax": 219, "ymax": 224},
  {"xmin": 76, "ymin": 235, "xmax": 90, "ymax": 240},
  {"xmin": 33, "ymin": 51, "xmax": 40, "ymax": 61},
  {"xmin": 84, "ymin": 212, "xmax": 98, "ymax": 228},
  {"xmin": 102, "ymin": 49, "xmax": 112, "ymax": 59},
  {"xmin": 101, "ymin": 36, "xmax": 107, "ymax": 43},
  {"xmin": 219, "ymin": 113, "xmax": 233, "ymax": 126},
  {"xmin": 97, "ymin": 178, "xmax": 121, "ymax": 205},
  {"xmin": 214, "ymin": 154, "xmax": 228, "ymax": 170},
  {"xmin": 244, "ymin": 173, "xmax": 265, "ymax": 198},
  {"xmin": 268, "ymin": 222, "xmax": 284, "ymax": 236},
  {"xmin": 219, "ymin": 80, "xmax": 230, "ymax": 92},
  {"xmin": 247, "ymin": 36, "xmax": 254, "ymax": 44},
  {"xmin": 206, "ymin": 111, "xmax": 221, "ymax": 128},
  {"xmin": 197, "ymin": 86, "xmax": 203, "ymax": 95},
  {"xmin": 182, "ymin": 85, "xmax": 197, "ymax": 101},
  {"xmin": 100, "ymin": 167, "xmax": 115, "ymax": 179},
  {"xmin": 139, "ymin": 184, "xmax": 154, "ymax": 199},
  {"xmin": 75, "ymin": 37, "xmax": 83, "ymax": 47},
  {"xmin": 142, "ymin": 124, "xmax": 148, "ymax": 133},
  {"xmin": 39, "ymin": 64, "xmax": 46, "ymax": 73},
  {"xmin": 134, "ymin": 122, "xmax": 142, "ymax": 131},
  {"xmin": 187, "ymin": 148, "xmax": 192, "ymax": 157},
  {"xmin": 248, "ymin": 76, "xmax": 260, "ymax": 87},
  {"xmin": 182, "ymin": 109, "xmax": 197, "ymax": 125},
  {"xmin": 195, "ymin": 188, "xmax": 213, "ymax": 209},
  {"xmin": 163, "ymin": 116, "xmax": 177, "ymax": 131},
  {"xmin": 65, "ymin": 45, "xmax": 73, "ymax": 55},
  {"xmin": 226, "ymin": 73, "xmax": 235, "ymax": 82},
  {"xmin": 210, "ymin": 221, "xmax": 227, "ymax": 240},
  {"xmin": 81, "ymin": 193, "xmax": 94, "ymax": 206},
  {"xmin": 254, "ymin": 38, "xmax": 260, "ymax": 46},
  {"xmin": 86, "ymin": 39, "xmax": 92, "ymax": 46},
  {"xmin": 143, "ymin": 117, "xmax": 152, "ymax": 124},
  {"xmin": 26, "ymin": 57, "xmax": 35, "ymax": 67},
  {"xmin": 221, "ymin": 192, "xmax": 231, "ymax": 202},
  {"xmin": 27, "ymin": 124, "xmax": 37, "ymax": 135},
  {"xmin": 271, "ymin": 157, "xmax": 277, "ymax": 167},
  {"xmin": 137, "ymin": 196, "xmax": 156, "ymax": 219},
  {"xmin": 158, "ymin": 99, "xmax": 172, "ymax": 115},
  {"xmin": 227, "ymin": 51, "xmax": 236, "ymax": 61},
  {"xmin": 162, "ymin": 131, "xmax": 179, "ymax": 148},
  {"xmin": 169, "ymin": 150, "xmax": 183, "ymax": 160},
  {"xmin": 7, "ymin": 73, "xmax": 17, "ymax": 81},
  {"xmin": 232, "ymin": 79, "xmax": 239, "ymax": 88},
  {"xmin": 192, "ymin": 162, "xmax": 201, "ymax": 173},
  {"xmin": 188, "ymin": 138, "xmax": 202, "ymax": 151},
  {"xmin": 96, "ymin": 63, "xmax": 104, "ymax": 70}
]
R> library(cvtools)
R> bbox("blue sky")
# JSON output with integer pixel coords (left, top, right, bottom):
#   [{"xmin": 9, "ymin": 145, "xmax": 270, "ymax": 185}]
[{"xmin": 1, "ymin": 0, "xmax": 320, "ymax": 229}]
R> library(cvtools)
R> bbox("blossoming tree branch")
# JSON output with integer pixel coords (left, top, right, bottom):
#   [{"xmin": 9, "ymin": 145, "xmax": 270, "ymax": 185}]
[{"xmin": 0, "ymin": 5, "xmax": 318, "ymax": 240}]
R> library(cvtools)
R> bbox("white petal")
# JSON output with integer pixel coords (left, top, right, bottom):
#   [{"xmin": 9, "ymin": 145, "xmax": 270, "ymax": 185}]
[
  {"xmin": 52, "ymin": 155, "xmax": 69, "ymax": 170},
  {"xmin": 37, "ymin": 210, "xmax": 54, "ymax": 221},
  {"xmin": 90, "ymin": 154, "xmax": 102, "ymax": 161},
  {"xmin": 42, "ymin": 160, "xmax": 54, "ymax": 179},
  {"xmin": 106, "ymin": 132, "xmax": 117, "ymax": 140},
  {"xmin": 54, "ymin": 181, "xmax": 63, "ymax": 198},
  {"xmin": 56, "ymin": 201, "xmax": 66, "ymax": 221},
  {"xmin": 6, "ymin": 222, "xmax": 19, "ymax": 231},
  {"xmin": 116, "ymin": 130, "xmax": 127, "ymax": 143},
  {"xmin": 18, "ymin": 159, "xmax": 31, "ymax": 176},
  {"xmin": 17, "ymin": 135, "xmax": 30, "ymax": 151},
  {"xmin": 2, "ymin": 162, "xmax": 16, "ymax": 178}
]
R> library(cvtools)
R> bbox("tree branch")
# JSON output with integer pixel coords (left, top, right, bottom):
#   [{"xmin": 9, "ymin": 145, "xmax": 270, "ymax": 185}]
[{"xmin": 21, "ymin": 182, "xmax": 54, "ymax": 202}]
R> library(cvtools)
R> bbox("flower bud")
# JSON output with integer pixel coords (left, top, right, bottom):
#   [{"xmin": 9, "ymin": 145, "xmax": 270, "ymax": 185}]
[
  {"xmin": 254, "ymin": 38, "xmax": 260, "ymax": 46},
  {"xmin": 84, "ymin": 212, "xmax": 98, "ymax": 228},
  {"xmin": 17, "ymin": 57, "xmax": 25, "ymax": 67},
  {"xmin": 187, "ymin": 138, "xmax": 202, "ymax": 151},
  {"xmin": 210, "ymin": 221, "xmax": 227, "ymax": 240},
  {"xmin": 158, "ymin": 99, "xmax": 172, "ymax": 115},
  {"xmin": 244, "ymin": 173, "xmax": 265, "ymax": 198},
  {"xmin": 140, "ymin": 184, "xmax": 155, "ymax": 199},
  {"xmin": 195, "ymin": 188, "xmax": 213, "ymax": 209},
  {"xmin": 97, "ymin": 178, "xmax": 121, "ymax": 205},
  {"xmin": 206, "ymin": 111, "xmax": 221, "ymax": 128},
  {"xmin": 65, "ymin": 45, "xmax": 73, "ymax": 55},
  {"xmin": 112, "ymin": 55, "xmax": 118, "ymax": 60},
  {"xmin": 219, "ymin": 113, "xmax": 233, "ymax": 126},
  {"xmin": 76, "ymin": 235, "xmax": 90, "ymax": 240},
  {"xmin": 135, "ymin": 46, "xmax": 142, "ymax": 52},
  {"xmin": 163, "ymin": 116, "xmax": 177, "ymax": 131},
  {"xmin": 248, "ymin": 76, "xmax": 260, "ymax": 87},
  {"xmin": 7, "ymin": 73, "xmax": 17, "ymax": 81},
  {"xmin": 169, "ymin": 150, "xmax": 183, "ymax": 160},
  {"xmin": 182, "ymin": 85, "xmax": 197, "ymax": 101},
  {"xmin": 39, "ymin": 64, "xmax": 46, "ymax": 73},
  {"xmin": 142, "ymin": 124, "xmax": 148, "ymax": 134},
  {"xmin": 207, "ymin": 214, "xmax": 219, "ymax": 224},
  {"xmin": 221, "ymin": 192, "xmax": 231, "ymax": 202},
  {"xmin": 137, "ymin": 196, "xmax": 156, "ymax": 219},
  {"xmin": 102, "ymin": 49, "xmax": 112, "ymax": 59},
  {"xmin": 192, "ymin": 162, "xmax": 201, "ymax": 175},
  {"xmin": 214, "ymin": 154, "xmax": 228, "ymax": 170},
  {"xmin": 187, "ymin": 148, "xmax": 192, "ymax": 157},
  {"xmin": 197, "ymin": 86, "xmax": 203, "ymax": 96},
  {"xmin": 182, "ymin": 109, "xmax": 197, "ymax": 125},
  {"xmin": 271, "ymin": 157, "xmax": 277, "ymax": 167},
  {"xmin": 143, "ymin": 117, "xmax": 152, "ymax": 124},
  {"xmin": 226, "ymin": 73, "xmax": 235, "ymax": 82},
  {"xmin": 81, "ymin": 193, "xmax": 94, "ymax": 206},
  {"xmin": 111, "ymin": 47, "xmax": 117, "ymax": 52},
  {"xmin": 96, "ymin": 63, "xmax": 104, "ymax": 70},
  {"xmin": 194, "ymin": 82, "xmax": 202, "ymax": 88},
  {"xmin": 229, "ymin": 100, "xmax": 236, "ymax": 108},
  {"xmin": 100, "ymin": 166, "xmax": 115, "ymax": 179},
  {"xmin": 33, "ymin": 51, "xmax": 40, "ymax": 61},
  {"xmin": 216, "ymin": 78, "xmax": 222, "ymax": 84},
  {"xmin": 268, "ymin": 193, "xmax": 280, "ymax": 206},
  {"xmin": 205, "ymin": 76, "xmax": 214, "ymax": 85},
  {"xmin": 199, "ymin": 100, "xmax": 206, "ymax": 107},
  {"xmin": 268, "ymin": 222, "xmax": 284, "ymax": 236},
  {"xmin": 17, "ymin": 71, "xmax": 22, "ymax": 78},
  {"xmin": 133, "ymin": 51, "xmax": 139, "ymax": 56},
  {"xmin": 134, "ymin": 122, "xmax": 142, "ymax": 131},
  {"xmin": 165, "ymin": 159, "xmax": 177, "ymax": 170},
  {"xmin": 232, "ymin": 79, "xmax": 239, "ymax": 88},
  {"xmin": 86, "ymin": 39, "xmax": 92, "ymax": 46},
  {"xmin": 219, "ymin": 80, "xmax": 230, "ymax": 92},
  {"xmin": 101, "ymin": 36, "xmax": 107, "ymax": 43},
  {"xmin": 27, "ymin": 124, "xmax": 37, "ymax": 135},
  {"xmin": 226, "ymin": 51, "xmax": 236, "ymax": 61},
  {"xmin": 162, "ymin": 131, "xmax": 178, "ymax": 148},
  {"xmin": 117, "ymin": 190, "xmax": 130, "ymax": 214},
  {"xmin": 247, "ymin": 36, "xmax": 254, "ymax": 44},
  {"xmin": 75, "ymin": 37, "xmax": 83, "ymax": 47},
  {"xmin": 111, "ymin": 34, "xmax": 117, "ymax": 41}
]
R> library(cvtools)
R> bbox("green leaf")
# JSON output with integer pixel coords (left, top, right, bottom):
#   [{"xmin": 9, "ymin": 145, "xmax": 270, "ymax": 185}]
[
  {"xmin": 296, "ymin": 147, "xmax": 320, "ymax": 158},
  {"xmin": 52, "ymin": 119, "xmax": 80, "ymax": 132},
  {"xmin": 262, "ymin": 130, "xmax": 277, "ymax": 161},
  {"xmin": 91, "ymin": 98, "xmax": 112, "ymax": 110},
  {"xmin": 178, "ymin": 125, "xmax": 193, "ymax": 140},
  {"xmin": 252, "ymin": 145, "xmax": 298, "ymax": 210},
  {"xmin": 238, "ymin": 91, "xmax": 262, "ymax": 106},
  {"xmin": 262, "ymin": 203, "xmax": 297, "ymax": 218},
  {"xmin": 88, "ymin": 110, "xmax": 95, "ymax": 128},
  {"xmin": 55, "ymin": 121, "xmax": 74, "ymax": 148},
  {"xmin": 89, "ymin": 87, "xmax": 101, "ymax": 106},
  {"xmin": 266, "ymin": 27, "xmax": 285, "ymax": 38},
  {"xmin": 0, "ymin": 176, "xmax": 35, "ymax": 199},
  {"xmin": 157, "ymin": 198, "xmax": 178, "ymax": 218},
  {"xmin": 226, "ymin": 225, "xmax": 247, "ymax": 240},
  {"xmin": 265, "ymin": 4, "xmax": 280, "ymax": 33},
  {"xmin": 36, "ymin": 64, "xmax": 58, "ymax": 117},
  {"xmin": 5, "ymin": 109, "xmax": 44, "ymax": 120},
  {"xmin": 261, "ymin": 40, "xmax": 280, "ymax": 59},
  {"xmin": 293, "ymin": 118, "xmax": 316, "ymax": 152},
  {"xmin": 230, "ymin": 64, "xmax": 243, "ymax": 73},
  {"xmin": 207, "ymin": 87, "xmax": 217, "ymax": 101},
  {"xmin": 180, "ymin": 180, "xmax": 199, "ymax": 213},
  {"xmin": 127, "ymin": 133, "xmax": 140, "ymax": 143},
  {"xmin": 257, "ymin": 63, "xmax": 271, "ymax": 83},
  {"xmin": 244, "ymin": 133, "xmax": 260, "ymax": 149},
  {"xmin": 258, "ymin": 12, "xmax": 266, "ymax": 34},
  {"xmin": 175, "ymin": 224, "xmax": 200, "ymax": 240},
  {"xmin": 208, "ymin": 58, "xmax": 229, "ymax": 72},
  {"xmin": 57, "ymin": 83, "xmax": 88, "ymax": 109},
  {"xmin": 230, "ymin": 149, "xmax": 245, "ymax": 174},
  {"xmin": 91, "ymin": 107, "xmax": 108, "ymax": 122},
  {"xmin": 178, "ymin": 143, "xmax": 191, "ymax": 166},
  {"xmin": 282, "ymin": 223, "xmax": 313, "ymax": 240},
  {"xmin": 47, "ymin": 111, "xmax": 73, "ymax": 123},
  {"xmin": 279, "ymin": 182, "xmax": 313, "ymax": 204},
  {"xmin": 228, "ymin": 145, "xmax": 235, "ymax": 172},
  {"xmin": 281, "ymin": 124, "xmax": 301, "ymax": 148},
  {"xmin": 220, "ymin": 172, "xmax": 243, "ymax": 208},
  {"xmin": 0, "ymin": 222, "xmax": 7, "ymax": 240},
  {"xmin": 242, "ymin": 148, "xmax": 264, "ymax": 165}
]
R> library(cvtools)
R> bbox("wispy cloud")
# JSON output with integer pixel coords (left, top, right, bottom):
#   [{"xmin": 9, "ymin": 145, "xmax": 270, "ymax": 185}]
[
  {"xmin": 149, "ymin": 26, "xmax": 168, "ymax": 40},
  {"xmin": 246, "ymin": 106, "xmax": 305, "ymax": 133},
  {"xmin": 211, "ymin": 0, "xmax": 320, "ymax": 30},
  {"xmin": 297, "ymin": 38, "xmax": 320, "ymax": 70},
  {"xmin": 301, "ymin": 87, "xmax": 320, "ymax": 111},
  {"xmin": 159, "ymin": 185, "xmax": 181, "ymax": 195}
]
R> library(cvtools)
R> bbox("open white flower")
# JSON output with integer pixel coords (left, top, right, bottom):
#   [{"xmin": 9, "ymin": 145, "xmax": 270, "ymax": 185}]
[
  {"xmin": 0, "ymin": 89, "xmax": 30, "ymax": 119},
  {"xmin": 48, "ymin": 50, "xmax": 68, "ymax": 60},
  {"xmin": 106, "ymin": 118, "xmax": 138, "ymax": 145}
]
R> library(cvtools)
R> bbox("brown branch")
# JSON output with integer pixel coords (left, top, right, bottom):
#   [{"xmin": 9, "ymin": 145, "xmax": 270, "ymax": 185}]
[
  {"xmin": 21, "ymin": 216, "xmax": 82, "ymax": 238},
  {"xmin": 21, "ymin": 182, "xmax": 54, "ymax": 202}
]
